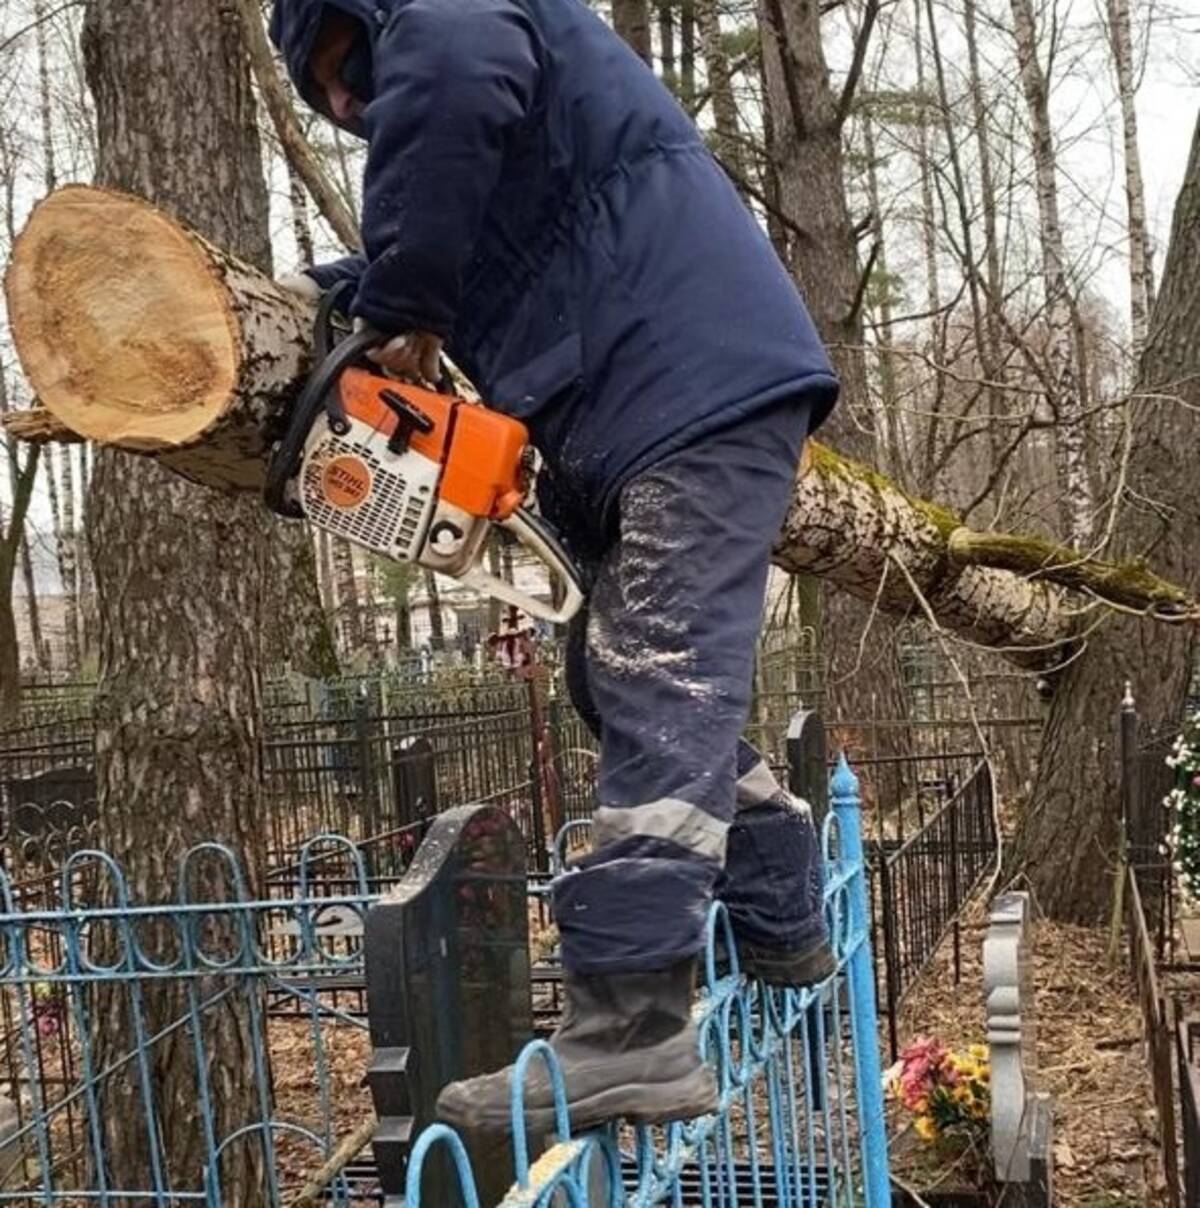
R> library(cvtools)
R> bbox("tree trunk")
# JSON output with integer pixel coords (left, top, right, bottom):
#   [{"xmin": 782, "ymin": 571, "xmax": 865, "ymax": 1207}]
[
  {"xmin": 76, "ymin": 444, "xmax": 97, "ymax": 662},
  {"xmin": 861, "ymin": 112, "xmax": 903, "ymax": 476},
  {"xmin": 0, "ymin": 364, "xmax": 47, "ymax": 682},
  {"xmin": 35, "ymin": 0, "xmax": 58, "ymax": 194},
  {"xmin": 263, "ymin": 521, "xmax": 340, "ymax": 679},
  {"xmin": 680, "ymin": 0, "xmax": 696, "ymax": 107},
  {"xmin": 695, "ymin": 0, "xmax": 743, "ymax": 182},
  {"xmin": 755, "ymin": 0, "xmax": 909, "ymax": 727},
  {"xmin": 963, "ymin": 0, "xmax": 1007, "ymax": 470},
  {"xmin": 18, "ymin": 536, "xmax": 46, "ymax": 672},
  {"xmin": 79, "ymin": 0, "xmax": 277, "ymax": 1198},
  {"xmin": 41, "ymin": 444, "xmax": 71, "ymax": 669},
  {"xmin": 658, "ymin": 1, "xmax": 676, "ymax": 91},
  {"xmin": 1011, "ymin": 115, "xmax": 1200, "ymax": 922},
  {"xmin": 332, "ymin": 537, "xmax": 363, "ymax": 651},
  {"xmin": 1009, "ymin": 0, "xmax": 1093, "ymax": 548},
  {"xmin": 611, "ymin": 0, "xmax": 653, "ymax": 63},
  {"xmin": 316, "ymin": 525, "xmax": 336, "ymax": 614},
  {"xmin": 5, "ymin": 186, "xmax": 314, "ymax": 490},
  {"xmin": 58, "ymin": 436, "xmax": 81, "ymax": 673},
  {"xmin": 287, "ymin": 161, "xmax": 316, "ymax": 266},
  {"xmin": 1105, "ymin": 0, "xmax": 1155, "ymax": 359},
  {"xmin": 424, "ymin": 568, "xmax": 446, "ymax": 652},
  {"xmin": 912, "ymin": 0, "xmax": 946, "ymax": 483},
  {"xmin": 0, "ymin": 442, "xmax": 40, "ymax": 723},
  {"xmin": 7, "ymin": 190, "xmax": 1197, "ymax": 663}
]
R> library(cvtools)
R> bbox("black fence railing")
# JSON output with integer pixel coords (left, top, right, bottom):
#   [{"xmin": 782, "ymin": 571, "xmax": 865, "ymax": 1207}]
[
  {"xmin": 0, "ymin": 686, "xmax": 591, "ymax": 878},
  {"xmin": 1120, "ymin": 690, "xmax": 1177, "ymax": 963},
  {"xmin": 1177, "ymin": 1012, "xmax": 1200, "ymax": 1208},
  {"xmin": 1127, "ymin": 865, "xmax": 1182, "ymax": 1207},
  {"xmin": 870, "ymin": 757, "xmax": 997, "ymax": 1059}
]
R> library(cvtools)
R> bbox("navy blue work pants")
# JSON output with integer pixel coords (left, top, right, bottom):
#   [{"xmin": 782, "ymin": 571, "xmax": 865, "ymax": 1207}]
[{"xmin": 550, "ymin": 399, "xmax": 829, "ymax": 975}]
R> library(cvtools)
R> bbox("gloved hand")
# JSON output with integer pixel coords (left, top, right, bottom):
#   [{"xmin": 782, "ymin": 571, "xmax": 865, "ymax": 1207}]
[
  {"xmin": 276, "ymin": 272, "xmax": 322, "ymax": 302},
  {"xmin": 365, "ymin": 331, "xmax": 445, "ymax": 386}
]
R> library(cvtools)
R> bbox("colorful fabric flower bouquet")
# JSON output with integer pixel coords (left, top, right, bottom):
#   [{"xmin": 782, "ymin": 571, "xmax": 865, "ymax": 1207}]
[{"xmin": 886, "ymin": 1036, "xmax": 991, "ymax": 1144}]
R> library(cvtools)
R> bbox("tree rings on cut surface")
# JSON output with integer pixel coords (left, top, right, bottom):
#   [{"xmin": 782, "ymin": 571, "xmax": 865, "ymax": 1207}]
[
  {"xmin": 5, "ymin": 186, "xmax": 240, "ymax": 449},
  {"xmin": 5, "ymin": 184, "xmax": 316, "ymax": 490}
]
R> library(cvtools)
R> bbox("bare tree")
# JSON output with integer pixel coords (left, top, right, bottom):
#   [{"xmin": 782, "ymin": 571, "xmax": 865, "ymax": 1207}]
[
  {"xmin": 1009, "ymin": 0, "xmax": 1093, "ymax": 547},
  {"xmin": 1012, "ymin": 115, "xmax": 1200, "ymax": 921},
  {"xmin": 1104, "ymin": 0, "xmax": 1155, "ymax": 358},
  {"xmin": 80, "ymin": 0, "xmax": 279, "ymax": 1195},
  {"xmin": 612, "ymin": 0, "xmax": 654, "ymax": 63}
]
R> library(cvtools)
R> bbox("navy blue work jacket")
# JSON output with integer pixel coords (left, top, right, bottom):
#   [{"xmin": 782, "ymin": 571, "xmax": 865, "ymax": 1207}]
[{"xmin": 271, "ymin": 0, "xmax": 838, "ymax": 530}]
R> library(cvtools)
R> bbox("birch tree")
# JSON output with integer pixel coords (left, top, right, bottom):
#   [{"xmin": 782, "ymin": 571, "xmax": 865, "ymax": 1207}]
[
  {"xmin": 1104, "ymin": 0, "xmax": 1155, "ymax": 358},
  {"xmin": 1009, "ymin": 0, "xmax": 1094, "ymax": 548}
]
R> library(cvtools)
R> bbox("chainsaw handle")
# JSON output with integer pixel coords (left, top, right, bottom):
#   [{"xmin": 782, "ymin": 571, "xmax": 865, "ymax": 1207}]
[
  {"xmin": 264, "ymin": 290, "xmax": 383, "ymax": 517},
  {"xmin": 461, "ymin": 509, "xmax": 585, "ymax": 626}
]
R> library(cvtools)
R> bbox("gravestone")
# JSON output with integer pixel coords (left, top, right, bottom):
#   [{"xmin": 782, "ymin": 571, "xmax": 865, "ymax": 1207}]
[
  {"xmin": 786, "ymin": 707, "xmax": 828, "ymax": 827},
  {"xmin": 390, "ymin": 735, "xmax": 438, "ymax": 829},
  {"xmin": 984, "ymin": 892, "xmax": 1053, "ymax": 1204},
  {"xmin": 365, "ymin": 803, "xmax": 532, "ymax": 1206}
]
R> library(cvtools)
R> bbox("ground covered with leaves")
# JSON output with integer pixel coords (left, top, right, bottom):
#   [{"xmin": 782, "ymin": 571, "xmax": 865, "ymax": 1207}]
[{"xmin": 893, "ymin": 902, "xmax": 1166, "ymax": 1206}]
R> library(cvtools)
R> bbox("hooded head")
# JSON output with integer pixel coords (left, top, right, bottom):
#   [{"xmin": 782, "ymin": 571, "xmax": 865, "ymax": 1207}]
[{"xmin": 269, "ymin": 0, "xmax": 380, "ymax": 135}]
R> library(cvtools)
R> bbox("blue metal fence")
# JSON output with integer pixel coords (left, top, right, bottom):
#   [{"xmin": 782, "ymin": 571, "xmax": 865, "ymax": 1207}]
[
  {"xmin": 0, "ymin": 758, "xmax": 888, "ymax": 1205},
  {"xmin": 407, "ymin": 754, "xmax": 889, "ymax": 1206}
]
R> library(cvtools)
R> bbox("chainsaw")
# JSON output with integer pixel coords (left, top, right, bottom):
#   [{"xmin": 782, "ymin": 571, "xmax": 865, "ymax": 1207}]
[{"xmin": 264, "ymin": 285, "xmax": 584, "ymax": 626}]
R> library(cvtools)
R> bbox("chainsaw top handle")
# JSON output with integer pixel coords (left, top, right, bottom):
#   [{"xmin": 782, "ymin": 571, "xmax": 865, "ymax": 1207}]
[{"xmin": 264, "ymin": 283, "xmax": 384, "ymax": 518}]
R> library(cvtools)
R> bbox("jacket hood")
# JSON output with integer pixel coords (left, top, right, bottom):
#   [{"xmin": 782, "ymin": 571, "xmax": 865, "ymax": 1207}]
[{"xmin": 269, "ymin": 0, "xmax": 383, "ymax": 120}]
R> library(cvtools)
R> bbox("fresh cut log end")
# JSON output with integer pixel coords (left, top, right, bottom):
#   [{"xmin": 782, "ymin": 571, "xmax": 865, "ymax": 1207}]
[{"xmin": 5, "ymin": 185, "xmax": 240, "ymax": 450}]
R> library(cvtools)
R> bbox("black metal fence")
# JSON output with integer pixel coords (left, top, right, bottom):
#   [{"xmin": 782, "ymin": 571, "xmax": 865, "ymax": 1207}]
[
  {"xmin": 1127, "ymin": 865, "xmax": 1182, "ymax": 1207},
  {"xmin": 0, "ymin": 681, "xmax": 595, "ymax": 879},
  {"xmin": 870, "ymin": 757, "xmax": 997, "ymax": 1059},
  {"xmin": 1120, "ymin": 690, "xmax": 1177, "ymax": 963},
  {"xmin": 1178, "ymin": 1011, "xmax": 1200, "ymax": 1208}
]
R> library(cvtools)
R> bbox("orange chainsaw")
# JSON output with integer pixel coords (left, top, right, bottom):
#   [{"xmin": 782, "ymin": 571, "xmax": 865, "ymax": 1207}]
[{"xmin": 264, "ymin": 287, "xmax": 583, "ymax": 625}]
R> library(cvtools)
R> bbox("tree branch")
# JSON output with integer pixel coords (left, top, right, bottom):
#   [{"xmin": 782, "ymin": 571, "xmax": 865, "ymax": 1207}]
[
  {"xmin": 763, "ymin": 0, "xmax": 808, "ymax": 140},
  {"xmin": 845, "ymin": 239, "xmax": 879, "ymax": 328},
  {"xmin": 0, "ymin": 1, "xmax": 84, "ymax": 59},
  {"xmin": 836, "ymin": 0, "xmax": 881, "ymax": 127},
  {"xmin": 232, "ymin": 0, "xmax": 361, "ymax": 253}
]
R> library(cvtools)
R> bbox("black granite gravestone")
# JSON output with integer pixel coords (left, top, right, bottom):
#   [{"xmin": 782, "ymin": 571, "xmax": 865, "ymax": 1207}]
[
  {"xmin": 365, "ymin": 803, "xmax": 532, "ymax": 1206},
  {"xmin": 786, "ymin": 707, "xmax": 828, "ymax": 828}
]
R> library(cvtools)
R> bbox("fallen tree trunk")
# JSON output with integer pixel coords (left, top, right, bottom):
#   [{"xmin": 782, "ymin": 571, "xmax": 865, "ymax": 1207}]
[{"xmin": 5, "ymin": 185, "xmax": 1196, "ymax": 663}]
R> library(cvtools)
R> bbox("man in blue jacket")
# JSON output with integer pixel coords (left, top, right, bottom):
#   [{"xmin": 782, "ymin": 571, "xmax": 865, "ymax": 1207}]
[{"xmin": 271, "ymin": 0, "xmax": 840, "ymax": 1135}]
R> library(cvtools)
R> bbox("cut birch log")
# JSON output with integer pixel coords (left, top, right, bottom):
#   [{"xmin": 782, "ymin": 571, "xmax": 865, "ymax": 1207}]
[
  {"xmin": 3, "ymin": 184, "xmax": 314, "ymax": 491},
  {"xmin": 4, "ymin": 185, "xmax": 1197, "ymax": 665}
]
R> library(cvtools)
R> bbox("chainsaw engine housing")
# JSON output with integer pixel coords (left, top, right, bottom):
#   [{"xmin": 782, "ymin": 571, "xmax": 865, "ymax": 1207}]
[{"xmin": 294, "ymin": 368, "xmax": 528, "ymax": 577}]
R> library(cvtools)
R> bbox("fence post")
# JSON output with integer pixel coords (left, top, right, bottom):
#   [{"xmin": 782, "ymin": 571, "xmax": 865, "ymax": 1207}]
[
  {"xmin": 1110, "ymin": 684, "xmax": 1137, "ymax": 960},
  {"xmin": 875, "ymin": 853, "xmax": 900, "ymax": 1062},
  {"xmin": 949, "ymin": 786, "xmax": 962, "ymax": 984},
  {"xmin": 831, "ymin": 754, "xmax": 890, "ymax": 1206}
]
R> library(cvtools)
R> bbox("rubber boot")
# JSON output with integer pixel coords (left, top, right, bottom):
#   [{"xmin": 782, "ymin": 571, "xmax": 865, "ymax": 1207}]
[
  {"xmin": 736, "ymin": 936, "xmax": 837, "ymax": 987},
  {"xmin": 436, "ymin": 959, "xmax": 718, "ymax": 1135}
]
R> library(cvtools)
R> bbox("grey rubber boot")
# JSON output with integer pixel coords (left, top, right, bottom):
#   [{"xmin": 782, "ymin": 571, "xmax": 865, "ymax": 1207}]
[{"xmin": 436, "ymin": 959, "xmax": 718, "ymax": 1135}]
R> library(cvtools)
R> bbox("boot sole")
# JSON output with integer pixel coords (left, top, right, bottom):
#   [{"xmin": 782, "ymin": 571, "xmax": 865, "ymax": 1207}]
[{"xmin": 438, "ymin": 1065, "xmax": 719, "ymax": 1137}]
